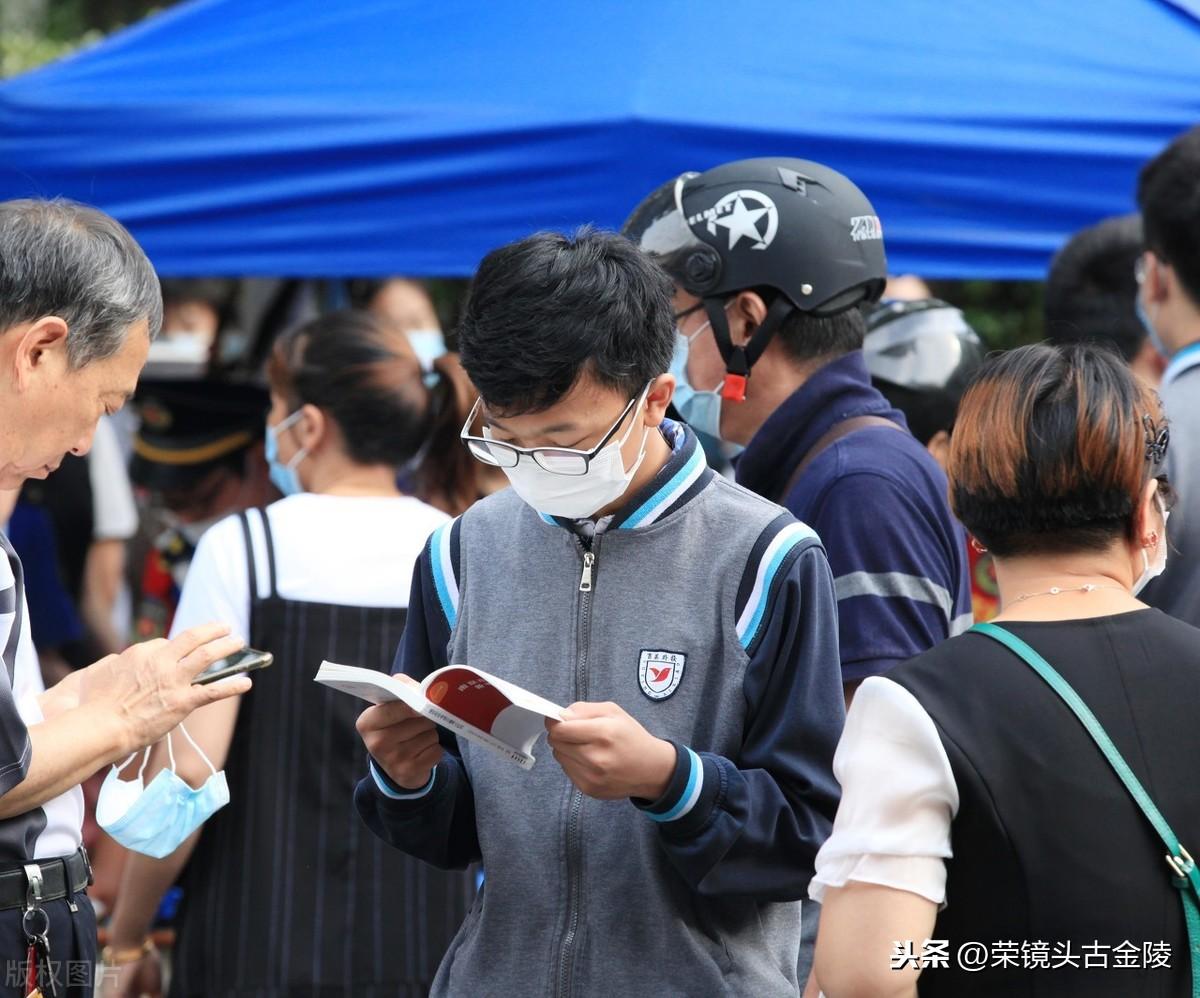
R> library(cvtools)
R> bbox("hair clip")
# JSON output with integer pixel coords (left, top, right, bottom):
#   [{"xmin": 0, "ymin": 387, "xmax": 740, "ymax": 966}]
[{"xmin": 1144, "ymin": 414, "xmax": 1170, "ymax": 465}]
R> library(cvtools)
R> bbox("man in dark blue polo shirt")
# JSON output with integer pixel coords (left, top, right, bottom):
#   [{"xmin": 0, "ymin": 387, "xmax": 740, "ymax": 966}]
[{"xmin": 625, "ymin": 158, "xmax": 971, "ymax": 697}]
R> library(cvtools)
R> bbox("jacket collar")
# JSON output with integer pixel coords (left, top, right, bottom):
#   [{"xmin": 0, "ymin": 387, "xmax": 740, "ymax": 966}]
[{"xmin": 735, "ymin": 351, "xmax": 905, "ymax": 500}]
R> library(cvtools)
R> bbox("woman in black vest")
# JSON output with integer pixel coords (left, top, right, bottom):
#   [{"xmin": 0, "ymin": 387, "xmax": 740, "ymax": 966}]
[
  {"xmin": 103, "ymin": 311, "xmax": 475, "ymax": 997},
  {"xmin": 810, "ymin": 343, "xmax": 1193, "ymax": 998}
]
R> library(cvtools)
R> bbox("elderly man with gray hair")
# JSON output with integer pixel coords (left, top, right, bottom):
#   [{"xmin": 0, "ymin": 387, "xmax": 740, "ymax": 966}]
[{"xmin": 0, "ymin": 199, "xmax": 251, "ymax": 996}]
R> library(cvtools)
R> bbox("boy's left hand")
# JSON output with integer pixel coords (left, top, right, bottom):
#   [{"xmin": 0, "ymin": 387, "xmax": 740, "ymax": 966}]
[{"xmin": 546, "ymin": 701, "xmax": 676, "ymax": 801}]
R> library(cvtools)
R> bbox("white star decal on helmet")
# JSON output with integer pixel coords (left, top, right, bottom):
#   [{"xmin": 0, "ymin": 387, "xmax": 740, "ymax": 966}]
[{"xmin": 707, "ymin": 190, "xmax": 779, "ymax": 251}]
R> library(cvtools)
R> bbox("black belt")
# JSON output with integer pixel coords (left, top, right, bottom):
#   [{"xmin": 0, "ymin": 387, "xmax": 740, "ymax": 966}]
[{"xmin": 0, "ymin": 848, "xmax": 92, "ymax": 912}]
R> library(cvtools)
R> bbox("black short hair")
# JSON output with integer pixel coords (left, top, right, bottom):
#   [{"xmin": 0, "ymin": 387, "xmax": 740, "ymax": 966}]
[
  {"xmin": 774, "ymin": 300, "xmax": 865, "ymax": 364},
  {"xmin": 1138, "ymin": 126, "xmax": 1200, "ymax": 307},
  {"xmin": 1043, "ymin": 214, "xmax": 1144, "ymax": 362},
  {"xmin": 457, "ymin": 228, "xmax": 674, "ymax": 414}
]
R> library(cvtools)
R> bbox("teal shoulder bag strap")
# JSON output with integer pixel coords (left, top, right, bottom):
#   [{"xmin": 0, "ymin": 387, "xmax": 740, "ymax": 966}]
[{"xmin": 972, "ymin": 621, "xmax": 1200, "ymax": 996}]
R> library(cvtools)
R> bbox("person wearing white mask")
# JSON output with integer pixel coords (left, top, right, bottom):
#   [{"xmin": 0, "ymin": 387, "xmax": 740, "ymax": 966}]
[
  {"xmin": 809, "ymin": 344, "xmax": 1191, "ymax": 998},
  {"xmin": 104, "ymin": 310, "xmax": 474, "ymax": 998},
  {"xmin": 354, "ymin": 229, "xmax": 845, "ymax": 998}
]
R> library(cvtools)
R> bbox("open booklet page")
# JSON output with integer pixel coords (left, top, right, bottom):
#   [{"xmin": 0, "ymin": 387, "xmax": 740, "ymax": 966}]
[{"xmin": 314, "ymin": 662, "xmax": 564, "ymax": 769}]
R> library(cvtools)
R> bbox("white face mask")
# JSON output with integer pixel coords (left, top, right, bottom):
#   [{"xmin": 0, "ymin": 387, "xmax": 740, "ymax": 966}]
[
  {"xmin": 1133, "ymin": 505, "xmax": 1170, "ymax": 596},
  {"xmin": 146, "ymin": 331, "xmax": 212, "ymax": 366},
  {"xmin": 489, "ymin": 389, "xmax": 651, "ymax": 519}
]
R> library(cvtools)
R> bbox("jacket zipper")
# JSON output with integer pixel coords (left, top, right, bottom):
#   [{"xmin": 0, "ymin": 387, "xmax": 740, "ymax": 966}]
[{"xmin": 556, "ymin": 536, "xmax": 598, "ymax": 998}]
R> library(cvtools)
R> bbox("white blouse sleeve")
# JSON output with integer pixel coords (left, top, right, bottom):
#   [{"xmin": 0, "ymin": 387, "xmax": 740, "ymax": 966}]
[{"xmin": 809, "ymin": 676, "xmax": 959, "ymax": 906}]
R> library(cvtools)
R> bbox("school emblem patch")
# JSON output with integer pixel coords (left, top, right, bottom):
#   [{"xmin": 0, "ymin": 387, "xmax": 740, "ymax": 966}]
[{"xmin": 638, "ymin": 650, "xmax": 686, "ymax": 701}]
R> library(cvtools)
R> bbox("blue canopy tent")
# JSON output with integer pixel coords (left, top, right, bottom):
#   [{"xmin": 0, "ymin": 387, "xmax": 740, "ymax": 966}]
[{"xmin": 2, "ymin": 0, "xmax": 1198, "ymax": 277}]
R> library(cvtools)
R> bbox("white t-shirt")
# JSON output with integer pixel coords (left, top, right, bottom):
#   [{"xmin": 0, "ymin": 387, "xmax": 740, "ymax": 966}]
[
  {"xmin": 88, "ymin": 415, "xmax": 138, "ymax": 541},
  {"xmin": 170, "ymin": 493, "xmax": 450, "ymax": 641},
  {"xmin": 809, "ymin": 676, "xmax": 958, "ymax": 907},
  {"xmin": 0, "ymin": 539, "xmax": 84, "ymax": 861}
]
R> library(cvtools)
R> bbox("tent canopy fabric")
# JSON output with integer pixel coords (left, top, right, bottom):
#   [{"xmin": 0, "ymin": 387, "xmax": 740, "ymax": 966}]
[{"xmin": 2, "ymin": 0, "xmax": 1198, "ymax": 278}]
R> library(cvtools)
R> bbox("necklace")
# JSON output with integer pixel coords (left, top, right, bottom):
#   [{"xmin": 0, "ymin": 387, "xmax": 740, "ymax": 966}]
[{"xmin": 1015, "ymin": 583, "xmax": 1126, "ymax": 603}]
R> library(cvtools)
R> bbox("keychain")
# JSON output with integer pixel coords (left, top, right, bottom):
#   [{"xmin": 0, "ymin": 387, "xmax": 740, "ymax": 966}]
[{"xmin": 21, "ymin": 865, "xmax": 56, "ymax": 998}]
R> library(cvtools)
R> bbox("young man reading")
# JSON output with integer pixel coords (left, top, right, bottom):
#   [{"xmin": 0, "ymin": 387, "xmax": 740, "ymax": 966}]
[{"xmin": 354, "ymin": 229, "xmax": 844, "ymax": 997}]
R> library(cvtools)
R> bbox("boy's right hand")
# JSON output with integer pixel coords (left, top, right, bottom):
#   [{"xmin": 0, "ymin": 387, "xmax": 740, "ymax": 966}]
[{"xmin": 356, "ymin": 678, "xmax": 443, "ymax": 790}]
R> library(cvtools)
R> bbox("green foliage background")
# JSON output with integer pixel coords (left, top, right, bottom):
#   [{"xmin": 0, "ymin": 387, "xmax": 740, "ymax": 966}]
[
  {"xmin": 931, "ymin": 280, "xmax": 1047, "ymax": 351},
  {"xmin": 1, "ymin": 0, "xmax": 166, "ymax": 78}
]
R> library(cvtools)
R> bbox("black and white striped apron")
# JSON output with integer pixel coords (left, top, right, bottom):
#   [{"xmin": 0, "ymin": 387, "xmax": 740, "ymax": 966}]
[{"xmin": 170, "ymin": 508, "xmax": 473, "ymax": 997}]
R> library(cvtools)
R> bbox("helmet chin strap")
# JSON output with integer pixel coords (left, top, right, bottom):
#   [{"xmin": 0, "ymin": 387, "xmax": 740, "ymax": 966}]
[{"xmin": 703, "ymin": 295, "xmax": 796, "ymax": 402}]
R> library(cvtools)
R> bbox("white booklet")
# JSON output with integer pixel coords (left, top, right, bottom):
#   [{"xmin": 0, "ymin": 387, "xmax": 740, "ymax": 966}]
[{"xmin": 314, "ymin": 662, "xmax": 565, "ymax": 770}]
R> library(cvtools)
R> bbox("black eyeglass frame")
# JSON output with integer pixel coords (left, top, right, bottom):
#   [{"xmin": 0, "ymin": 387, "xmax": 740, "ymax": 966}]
[{"xmin": 459, "ymin": 384, "xmax": 649, "ymax": 476}]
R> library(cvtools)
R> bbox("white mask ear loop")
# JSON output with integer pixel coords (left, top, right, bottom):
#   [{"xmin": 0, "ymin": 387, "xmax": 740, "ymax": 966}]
[
  {"xmin": 113, "ymin": 746, "xmax": 152, "ymax": 781},
  {"xmin": 616, "ymin": 384, "xmax": 653, "ymax": 449},
  {"xmin": 175, "ymin": 722, "xmax": 219, "ymax": 778}
]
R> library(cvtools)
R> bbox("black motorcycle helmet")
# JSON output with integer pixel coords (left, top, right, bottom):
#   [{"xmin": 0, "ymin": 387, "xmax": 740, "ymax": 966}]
[
  {"xmin": 863, "ymin": 298, "xmax": 986, "ymax": 445},
  {"xmin": 624, "ymin": 157, "xmax": 887, "ymax": 402}
]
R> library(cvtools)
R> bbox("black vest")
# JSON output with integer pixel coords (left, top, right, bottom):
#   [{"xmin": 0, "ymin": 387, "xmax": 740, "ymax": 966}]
[
  {"xmin": 889, "ymin": 609, "xmax": 1197, "ymax": 998},
  {"xmin": 171, "ymin": 508, "xmax": 474, "ymax": 997}
]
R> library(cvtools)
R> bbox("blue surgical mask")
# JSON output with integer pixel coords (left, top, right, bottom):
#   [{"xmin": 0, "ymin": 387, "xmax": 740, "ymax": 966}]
[
  {"xmin": 265, "ymin": 410, "xmax": 307, "ymax": 496},
  {"xmin": 407, "ymin": 329, "xmax": 447, "ymax": 373},
  {"xmin": 670, "ymin": 325, "xmax": 727, "ymax": 443},
  {"xmin": 95, "ymin": 725, "xmax": 229, "ymax": 859},
  {"xmin": 1136, "ymin": 295, "xmax": 1171, "ymax": 360}
]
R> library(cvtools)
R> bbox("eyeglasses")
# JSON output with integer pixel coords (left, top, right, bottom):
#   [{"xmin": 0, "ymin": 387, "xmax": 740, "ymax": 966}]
[{"xmin": 460, "ymin": 386, "xmax": 648, "ymax": 476}]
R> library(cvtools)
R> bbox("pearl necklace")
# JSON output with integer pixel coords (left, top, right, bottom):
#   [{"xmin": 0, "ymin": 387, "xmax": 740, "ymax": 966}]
[{"xmin": 1014, "ymin": 583, "xmax": 1126, "ymax": 603}]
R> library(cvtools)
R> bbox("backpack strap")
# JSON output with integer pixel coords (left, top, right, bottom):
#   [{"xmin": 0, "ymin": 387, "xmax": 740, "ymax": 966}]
[
  {"xmin": 972, "ymin": 621, "xmax": 1200, "ymax": 992},
  {"xmin": 780, "ymin": 414, "xmax": 903, "ymax": 503}
]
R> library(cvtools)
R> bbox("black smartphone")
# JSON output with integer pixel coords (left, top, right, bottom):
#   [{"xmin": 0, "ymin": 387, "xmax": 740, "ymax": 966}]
[{"xmin": 192, "ymin": 648, "xmax": 274, "ymax": 686}]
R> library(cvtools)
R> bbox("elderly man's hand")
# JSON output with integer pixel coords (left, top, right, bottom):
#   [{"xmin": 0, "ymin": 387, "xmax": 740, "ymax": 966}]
[{"xmin": 77, "ymin": 623, "xmax": 252, "ymax": 758}]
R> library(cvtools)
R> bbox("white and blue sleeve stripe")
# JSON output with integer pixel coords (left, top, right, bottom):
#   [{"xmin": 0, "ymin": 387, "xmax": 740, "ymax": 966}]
[
  {"xmin": 736, "ymin": 521, "xmax": 819, "ymax": 649},
  {"xmin": 370, "ymin": 759, "xmax": 437, "ymax": 800},
  {"xmin": 640, "ymin": 747, "xmax": 705, "ymax": 823},
  {"xmin": 429, "ymin": 520, "xmax": 460, "ymax": 630}
]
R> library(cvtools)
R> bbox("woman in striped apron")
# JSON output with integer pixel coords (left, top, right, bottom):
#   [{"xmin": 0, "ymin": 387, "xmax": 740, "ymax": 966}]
[{"xmin": 103, "ymin": 310, "xmax": 476, "ymax": 996}]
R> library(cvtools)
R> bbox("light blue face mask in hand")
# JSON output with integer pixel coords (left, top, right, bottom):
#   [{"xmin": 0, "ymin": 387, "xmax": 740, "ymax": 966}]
[{"xmin": 96, "ymin": 724, "xmax": 230, "ymax": 859}]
